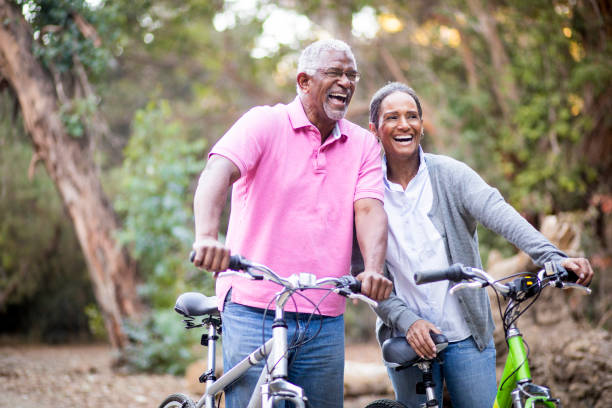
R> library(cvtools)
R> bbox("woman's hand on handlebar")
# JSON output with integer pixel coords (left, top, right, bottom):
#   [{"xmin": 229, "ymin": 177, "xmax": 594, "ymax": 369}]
[
  {"xmin": 406, "ymin": 319, "xmax": 441, "ymax": 360},
  {"xmin": 356, "ymin": 270, "xmax": 392, "ymax": 301},
  {"xmin": 191, "ymin": 237, "xmax": 231, "ymax": 274},
  {"xmin": 561, "ymin": 257, "xmax": 594, "ymax": 286}
]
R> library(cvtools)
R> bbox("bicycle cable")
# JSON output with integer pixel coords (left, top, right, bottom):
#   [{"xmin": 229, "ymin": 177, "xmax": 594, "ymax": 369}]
[
  {"xmin": 499, "ymin": 339, "xmax": 532, "ymax": 392},
  {"xmin": 502, "ymin": 278, "xmax": 543, "ymax": 333},
  {"xmin": 261, "ymin": 286, "xmax": 330, "ymax": 375},
  {"xmin": 261, "ymin": 288, "xmax": 305, "ymax": 376}
]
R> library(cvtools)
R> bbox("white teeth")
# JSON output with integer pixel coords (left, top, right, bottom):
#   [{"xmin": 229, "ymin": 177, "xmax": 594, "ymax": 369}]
[
  {"xmin": 329, "ymin": 93, "xmax": 347, "ymax": 100},
  {"xmin": 394, "ymin": 136, "xmax": 413, "ymax": 142}
]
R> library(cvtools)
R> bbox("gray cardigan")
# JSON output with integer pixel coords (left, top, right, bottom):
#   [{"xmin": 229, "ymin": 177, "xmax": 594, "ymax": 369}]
[{"xmin": 355, "ymin": 153, "xmax": 567, "ymax": 351}]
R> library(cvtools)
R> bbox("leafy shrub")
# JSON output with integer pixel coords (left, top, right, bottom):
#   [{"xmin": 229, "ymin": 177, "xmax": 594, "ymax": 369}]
[{"xmin": 112, "ymin": 100, "xmax": 212, "ymax": 372}]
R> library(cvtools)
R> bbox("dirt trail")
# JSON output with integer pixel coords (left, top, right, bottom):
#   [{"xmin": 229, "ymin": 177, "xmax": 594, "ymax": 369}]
[{"xmin": 0, "ymin": 342, "xmax": 388, "ymax": 408}]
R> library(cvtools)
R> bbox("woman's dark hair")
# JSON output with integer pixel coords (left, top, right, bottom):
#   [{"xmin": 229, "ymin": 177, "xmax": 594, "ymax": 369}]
[{"xmin": 369, "ymin": 82, "xmax": 422, "ymax": 129}]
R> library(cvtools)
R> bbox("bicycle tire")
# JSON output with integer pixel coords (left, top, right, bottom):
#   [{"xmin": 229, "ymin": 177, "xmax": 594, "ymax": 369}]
[
  {"xmin": 158, "ymin": 393, "xmax": 196, "ymax": 408},
  {"xmin": 364, "ymin": 399, "xmax": 407, "ymax": 408}
]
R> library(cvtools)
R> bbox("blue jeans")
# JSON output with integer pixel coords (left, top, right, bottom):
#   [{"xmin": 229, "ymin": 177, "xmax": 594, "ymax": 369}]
[
  {"xmin": 221, "ymin": 299, "xmax": 345, "ymax": 408},
  {"xmin": 387, "ymin": 336, "xmax": 496, "ymax": 408}
]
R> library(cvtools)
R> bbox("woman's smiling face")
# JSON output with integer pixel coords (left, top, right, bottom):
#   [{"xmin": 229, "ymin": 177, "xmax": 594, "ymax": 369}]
[{"xmin": 374, "ymin": 91, "xmax": 423, "ymax": 162}]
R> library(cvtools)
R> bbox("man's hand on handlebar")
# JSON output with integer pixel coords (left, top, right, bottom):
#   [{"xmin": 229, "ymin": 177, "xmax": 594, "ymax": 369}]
[
  {"xmin": 561, "ymin": 257, "xmax": 594, "ymax": 286},
  {"xmin": 406, "ymin": 319, "xmax": 441, "ymax": 360},
  {"xmin": 191, "ymin": 237, "xmax": 231, "ymax": 274},
  {"xmin": 356, "ymin": 270, "xmax": 392, "ymax": 301}
]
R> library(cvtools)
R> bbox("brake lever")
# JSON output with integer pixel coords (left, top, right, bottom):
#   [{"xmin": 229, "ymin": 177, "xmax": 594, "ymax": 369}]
[
  {"xmin": 217, "ymin": 270, "xmax": 263, "ymax": 280},
  {"xmin": 449, "ymin": 281, "xmax": 485, "ymax": 295},
  {"xmin": 347, "ymin": 293, "xmax": 378, "ymax": 308},
  {"xmin": 560, "ymin": 282, "xmax": 592, "ymax": 295}
]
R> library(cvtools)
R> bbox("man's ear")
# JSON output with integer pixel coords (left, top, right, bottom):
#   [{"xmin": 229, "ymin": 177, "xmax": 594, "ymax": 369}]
[{"xmin": 297, "ymin": 72, "xmax": 310, "ymax": 93}]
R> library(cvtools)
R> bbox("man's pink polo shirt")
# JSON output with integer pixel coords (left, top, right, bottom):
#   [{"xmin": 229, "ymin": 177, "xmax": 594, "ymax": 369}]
[{"xmin": 209, "ymin": 96, "xmax": 383, "ymax": 316}]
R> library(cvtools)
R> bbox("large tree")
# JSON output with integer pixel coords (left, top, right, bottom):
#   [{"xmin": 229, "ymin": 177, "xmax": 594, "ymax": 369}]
[{"xmin": 0, "ymin": 0, "xmax": 141, "ymax": 350}]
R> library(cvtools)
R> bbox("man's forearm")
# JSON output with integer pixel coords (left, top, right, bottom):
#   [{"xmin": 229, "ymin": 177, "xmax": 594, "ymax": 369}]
[
  {"xmin": 354, "ymin": 198, "xmax": 388, "ymax": 274},
  {"xmin": 194, "ymin": 156, "xmax": 239, "ymax": 240}
]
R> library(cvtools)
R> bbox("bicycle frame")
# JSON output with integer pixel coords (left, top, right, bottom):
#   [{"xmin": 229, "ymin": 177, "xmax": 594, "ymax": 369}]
[
  {"xmin": 415, "ymin": 262, "xmax": 590, "ymax": 408},
  {"xmin": 195, "ymin": 289, "xmax": 308, "ymax": 408},
  {"xmin": 493, "ymin": 301, "xmax": 559, "ymax": 408},
  {"xmin": 169, "ymin": 254, "xmax": 374, "ymax": 408}
]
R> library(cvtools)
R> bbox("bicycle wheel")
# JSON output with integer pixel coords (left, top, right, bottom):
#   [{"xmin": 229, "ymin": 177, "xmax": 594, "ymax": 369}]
[
  {"xmin": 364, "ymin": 399, "xmax": 407, "ymax": 408},
  {"xmin": 158, "ymin": 393, "xmax": 196, "ymax": 408}
]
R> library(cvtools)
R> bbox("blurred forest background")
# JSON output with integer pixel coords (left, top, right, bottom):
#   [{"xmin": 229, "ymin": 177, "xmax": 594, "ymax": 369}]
[{"xmin": 0, "ymin": 0, "xmax": 610, "ymax": 379}]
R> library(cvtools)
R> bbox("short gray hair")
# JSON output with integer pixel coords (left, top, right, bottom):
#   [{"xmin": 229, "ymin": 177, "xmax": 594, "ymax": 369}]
[
  {"xmin": 369, "ymin": 82, "xmax": 422, "ymax": 129},
  {"xmin": 296, "ymin": 39, "xmax": 357, "ymax": 95}
]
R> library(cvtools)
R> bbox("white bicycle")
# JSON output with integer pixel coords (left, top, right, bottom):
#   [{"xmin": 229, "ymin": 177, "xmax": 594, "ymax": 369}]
[{"xmin": 159, "ymin": 253, "xmax": 377, "ymax": 408}]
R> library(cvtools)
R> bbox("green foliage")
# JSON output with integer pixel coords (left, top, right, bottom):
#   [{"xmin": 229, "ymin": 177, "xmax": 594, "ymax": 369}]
[
  {"xmin": 112, "ymin": 100, "xmax": 210, "ymax": 372},
  {"xmin": 59, "ymin": 95, "xmax": 98, "ymax": 138},
  {"xmin": 18, "ymin": 0, "xmax": 119, "ymax": 78},
  {"xmin": 0, "ymin": 102, "xmax": 94, "ymax": 341},
  {"xmin": 123, "ymin": 309, "xmax": 199, "ymax": 375},
  {"xmin": 84, "ymin": 303, "xmax": 107, "ymax": 341}
]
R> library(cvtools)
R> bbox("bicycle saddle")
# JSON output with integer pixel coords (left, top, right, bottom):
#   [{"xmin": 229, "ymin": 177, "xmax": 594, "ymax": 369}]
[
  {"xmin": 174, "ymin": 292, "xmax": 219, "ymax": 317},
  {"xmin": 382, "ymin": 331, "xmax": 449, "ymax": 368}
]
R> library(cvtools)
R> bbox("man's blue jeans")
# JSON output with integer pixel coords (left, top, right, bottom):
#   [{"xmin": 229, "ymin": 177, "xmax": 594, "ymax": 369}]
[
  {"xmin": 221, "ymin": 299, "xmax": 345, "ymax": 408},
  {"xmin": 387, "ymin": 336, "xmax": 497, "ymax": 408}
]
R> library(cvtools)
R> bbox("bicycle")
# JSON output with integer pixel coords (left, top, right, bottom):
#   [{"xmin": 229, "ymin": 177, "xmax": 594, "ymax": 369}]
[
  {"xmin": 158, "ymin": 253, "xmax": 378, "ymax": 408},
  {"xmin": 407, "ymin": 260, "xmax": 591, "ymax": 408},
  {"xmin": 365, "ymin": 331, "xmax": 449, "ymax": 408}
]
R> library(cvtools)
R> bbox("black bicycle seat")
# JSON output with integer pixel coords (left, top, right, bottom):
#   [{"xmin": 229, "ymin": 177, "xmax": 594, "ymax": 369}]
[
  {"xmin": 174, "ymin": 292, "xmax": 219, "ymax": 317},
  {"xmin": 382, "ymin": 331, "xmax": 449, "ymax": 367}
]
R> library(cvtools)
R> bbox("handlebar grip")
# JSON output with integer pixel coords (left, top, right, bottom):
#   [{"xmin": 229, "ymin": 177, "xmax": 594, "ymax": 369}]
[
  {"xmin": 228, "ymin": 254, "xmax": 250, "ymax": 271},
  {"xmin": 189, "ymin": 251, "xmax": 250, "ymax": 271},
  {"xmin": 414, "ymin": 263, "xmax": 466, "ymax": 285},
  {"xmin": 348, "ymin": 277, "xmax": 362, "ymax": 293},
  {"xmin": 545, "ymin": 260, "xmax": 579, "ymax": 283},
  {"xmin": 337, "ymin": 276, "xmax": 362, "ymax": 293}
]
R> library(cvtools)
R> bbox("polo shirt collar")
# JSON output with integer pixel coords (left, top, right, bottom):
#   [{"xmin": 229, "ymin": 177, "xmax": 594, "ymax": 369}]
[{"xmin": 287, "ymin": 96, "xmax": 348, "ymax": 141}]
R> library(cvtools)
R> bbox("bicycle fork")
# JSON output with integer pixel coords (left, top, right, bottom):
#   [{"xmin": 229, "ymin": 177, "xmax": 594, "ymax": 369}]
[{"xmin": 249, "ymin": 297, "xmax": 308, "ymax": 408}]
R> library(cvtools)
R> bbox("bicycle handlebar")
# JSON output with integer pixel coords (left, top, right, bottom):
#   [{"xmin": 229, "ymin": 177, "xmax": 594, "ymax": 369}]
[
  {"xmin": 414, "ymin": 263, "xmax": 467, "ymax": 284},
  {"xmin": 189, "ymin": 251, "xmax": 375, "ymax": 307},
  {"xmin": 415, "ymin": 261, "xmax": 591, "ymax": 298}
]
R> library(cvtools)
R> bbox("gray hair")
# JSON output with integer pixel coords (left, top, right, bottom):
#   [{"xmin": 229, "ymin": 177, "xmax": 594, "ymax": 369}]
[
  {"xmin": 369, "ymin": 82, "xmax": 422, "ymax": 128},
  {"xmin": 296, "ymin": 39, "xmax": 357, "ymax": 95}
]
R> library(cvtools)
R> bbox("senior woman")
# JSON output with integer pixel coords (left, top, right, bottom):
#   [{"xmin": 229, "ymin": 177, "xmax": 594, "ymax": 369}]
[{"xmin": 362, "ymin": 82, "xmax": 594, "ymax": 407}]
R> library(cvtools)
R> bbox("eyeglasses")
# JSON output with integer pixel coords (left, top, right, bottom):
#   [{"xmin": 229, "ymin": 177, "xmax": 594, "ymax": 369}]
[{"xmin": 317, "ymin": 68, "xmax": 361, "ymax": 83}]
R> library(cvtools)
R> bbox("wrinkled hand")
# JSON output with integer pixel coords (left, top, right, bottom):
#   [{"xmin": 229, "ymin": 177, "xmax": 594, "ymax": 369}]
[
  {"xmin": 561, "ymin": 257, "xmax": 594, "ymax": 286},
  {"xmin": 191, "ymin": 237, "xmax": 231, "ymax": 275},
  {"xmin": 406, "ymin": 319, "xmax": 441, "ymax": 360},
  {"xmin": 356, "ymin": 271, "xmax": 392, "ymax": 301}
]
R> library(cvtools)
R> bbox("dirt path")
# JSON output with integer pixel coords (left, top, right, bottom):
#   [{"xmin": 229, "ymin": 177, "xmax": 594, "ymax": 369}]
[{"xmin": 0, "ymin": 343, "xmax": 390, "ymax": 407}]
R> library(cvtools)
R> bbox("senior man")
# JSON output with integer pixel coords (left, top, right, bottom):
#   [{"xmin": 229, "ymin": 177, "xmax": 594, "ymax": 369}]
[{"xmin": 191, "ymin": 39, "xmax": 391, "ymax": 407}]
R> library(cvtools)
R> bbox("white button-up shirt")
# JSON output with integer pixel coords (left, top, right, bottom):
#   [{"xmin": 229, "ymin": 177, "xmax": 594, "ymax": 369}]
[{"xmin": 383, "ymin": 148, "xmax": 470, "ymax": 342}]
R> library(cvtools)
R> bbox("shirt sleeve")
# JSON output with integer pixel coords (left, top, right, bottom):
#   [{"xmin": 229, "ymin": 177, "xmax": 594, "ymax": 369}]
[
  {"xmin": 209, "ymin": 107, "xmax": 269, "ymax": 177},
  {"xmin": 354, "ymin": 132, "xmax": 384, "ymax": 202}
]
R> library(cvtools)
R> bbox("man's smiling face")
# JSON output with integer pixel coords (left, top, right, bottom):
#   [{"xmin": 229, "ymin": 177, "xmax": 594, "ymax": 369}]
[{"xmin": 301, "ymin": 49, "xmax": 356, "ymax": 126}]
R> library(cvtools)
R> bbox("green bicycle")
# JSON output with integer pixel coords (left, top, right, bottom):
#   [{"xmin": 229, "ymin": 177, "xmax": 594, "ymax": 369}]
[{"xmin": 413, "ymin": 261, "xmax": 591, "ymax": 408}]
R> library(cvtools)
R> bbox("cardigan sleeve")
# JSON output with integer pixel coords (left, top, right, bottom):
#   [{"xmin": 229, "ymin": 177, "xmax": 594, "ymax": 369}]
[
  {"xmin": 455, "ymin": 161, "xmax": 567, "ymax": 266},
  {"xmin": 373, "ymin": 266, "xmax": 423, "ymax": 336}
]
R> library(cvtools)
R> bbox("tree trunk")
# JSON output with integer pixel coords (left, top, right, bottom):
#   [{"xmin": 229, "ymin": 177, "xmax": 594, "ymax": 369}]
[{"xmin": 0, "ymin": 0, "xmax": 142, "ymax": 351}]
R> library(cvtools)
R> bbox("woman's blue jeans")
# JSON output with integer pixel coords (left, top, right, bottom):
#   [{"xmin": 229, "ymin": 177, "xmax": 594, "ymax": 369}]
[
  {"xmin": 387, "ymin": 336, "xmax": 497, "ymax": 408},
  {"xmin": 221, "ymin": 299, "xmax": 345, "ymax": 408}
]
